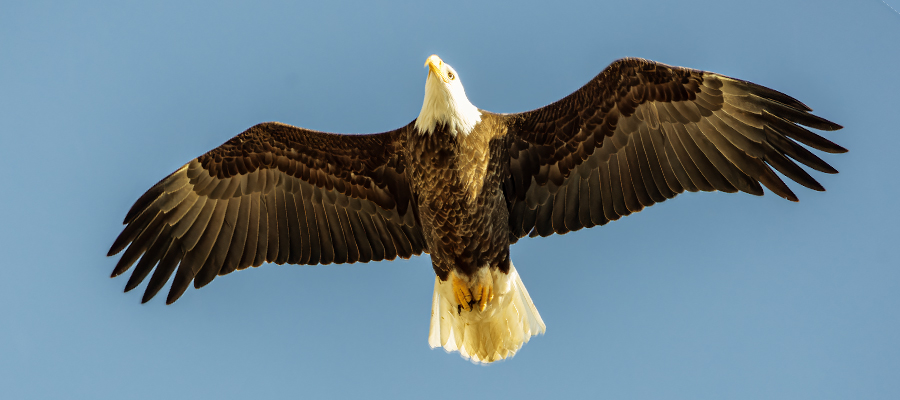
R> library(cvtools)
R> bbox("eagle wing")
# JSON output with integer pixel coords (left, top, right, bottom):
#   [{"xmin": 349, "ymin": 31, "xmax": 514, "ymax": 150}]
[
  {"xmin": 108, "ymin": 122, "xmax": 426, "ymax": 304},
  {"xmin": 503, "ymin": 58, "xmax": 845, "ymax": 240}
]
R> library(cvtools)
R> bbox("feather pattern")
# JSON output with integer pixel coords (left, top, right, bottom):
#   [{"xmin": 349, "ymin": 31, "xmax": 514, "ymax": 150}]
[
  {"xmin": 503, "ymin": 58, "xmax": 843, "ymax": 240},
  {"xmin": 109, "ymin": 122, "xmax": 426, "ymax": 304}
]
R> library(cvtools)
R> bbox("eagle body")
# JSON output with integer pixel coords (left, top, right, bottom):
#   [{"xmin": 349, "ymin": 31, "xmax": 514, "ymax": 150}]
[
  {"xmin": 407, "ymin": 115, "xmax": 512, "ymax": 280},
  {"xmin": 409, "ymin": 119, "xmax": 545, "ymax": 362},
  {"xmin": 108, "ymin": 55, "xmax": 845, "ymax": 364}
]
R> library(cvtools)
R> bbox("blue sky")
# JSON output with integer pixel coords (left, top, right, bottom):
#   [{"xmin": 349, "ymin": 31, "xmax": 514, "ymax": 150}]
[{"xmin": 2, "ymin": 0, "xmax": 898, "ymax": 398}]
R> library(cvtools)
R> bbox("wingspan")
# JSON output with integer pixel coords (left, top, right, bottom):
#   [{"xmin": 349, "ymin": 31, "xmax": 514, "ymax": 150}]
[
  {"xmin": 108, "ymin": 121, "xmax": 426, "ymax": 304},
  {"xmin": 503, "ymin": 58, "xmax": 844, "ymax": 240}
]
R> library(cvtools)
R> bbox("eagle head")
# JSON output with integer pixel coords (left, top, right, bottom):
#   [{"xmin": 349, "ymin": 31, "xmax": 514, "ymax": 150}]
[{"xmin": 415, "ymin": 54, "xmax": 481, "ymax": 137}]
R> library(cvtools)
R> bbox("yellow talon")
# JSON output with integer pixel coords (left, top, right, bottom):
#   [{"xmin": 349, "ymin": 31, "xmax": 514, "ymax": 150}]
[
  {"xmin": 474, "ymin": 279, "xmax": 494, "ymax": 312},
  {"xmin": 479, "ymin": 289, "xmax": 486, "ymax": 311},
  {"xmin": 483, "ymin": 284, "xmax": 494, "ymax": 311},
  {"xmin": 452, "ymin": 274, "xmax": 472, "ymax": 311}
]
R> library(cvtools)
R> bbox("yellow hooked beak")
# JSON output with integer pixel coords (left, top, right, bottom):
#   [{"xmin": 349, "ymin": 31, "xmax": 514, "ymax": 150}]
[{"xmin": 425, "ymin": 54, "xmax": 449, "ymax": 83}]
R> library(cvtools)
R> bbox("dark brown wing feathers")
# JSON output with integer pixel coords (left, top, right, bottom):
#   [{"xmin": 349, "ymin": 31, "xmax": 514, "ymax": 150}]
[
  {"xmin": 109, "ymin": 122, "xmax": 425, "ymax": 304},
  {"xmin": 505, "ymin": 58, "xmax": 843, "ymax": 240}
]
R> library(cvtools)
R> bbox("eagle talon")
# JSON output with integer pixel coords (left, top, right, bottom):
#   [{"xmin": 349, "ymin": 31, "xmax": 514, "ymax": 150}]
[
  {"xmin": 450, "ymin": 270, "xmax": 496, "ymax": 312},
  {"xmin": 474, "ymin": 281, "xmax": 493, "ymax": 311},
  {"xmin": 482, "ymin": 284, "xmax": 494, "ymax": 311},
  {"xmin": 452, "ymin": 275, "xmax": 472, "ymax": 312}
]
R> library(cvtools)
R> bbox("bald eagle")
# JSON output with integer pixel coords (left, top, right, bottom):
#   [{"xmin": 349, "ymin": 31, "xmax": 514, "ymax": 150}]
[{"xmin": 108, "ymin": 55, "xmax": 844, "ymax": 363}]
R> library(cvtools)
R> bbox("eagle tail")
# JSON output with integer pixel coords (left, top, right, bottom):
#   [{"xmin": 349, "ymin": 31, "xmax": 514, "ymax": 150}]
[{"xmin": 428, "ymin": 262, "xmax": 545, "ymax": 363}]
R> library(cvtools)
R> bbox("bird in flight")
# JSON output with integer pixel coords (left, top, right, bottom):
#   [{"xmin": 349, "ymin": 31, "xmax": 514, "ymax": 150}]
[{"xmin": 108, "ymin": 55, "xmax": 844, "ymax": 363}]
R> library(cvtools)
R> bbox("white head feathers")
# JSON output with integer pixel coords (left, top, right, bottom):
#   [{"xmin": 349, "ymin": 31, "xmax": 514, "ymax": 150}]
[{"xmin": 415, "ymin": 55, "xmax": 481, "ymax": 137}]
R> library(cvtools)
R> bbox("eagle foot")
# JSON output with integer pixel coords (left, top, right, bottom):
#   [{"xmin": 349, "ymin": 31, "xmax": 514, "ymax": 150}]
[
  {"xmin": 451, "ymin": 270, "xmax": 494, "ymax": 313},
  {"xmin": 475, "ymin": 281, "xmax": 494, "ymax": 312}
]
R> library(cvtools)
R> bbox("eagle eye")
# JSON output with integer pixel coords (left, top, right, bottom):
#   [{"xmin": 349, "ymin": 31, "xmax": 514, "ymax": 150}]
[{"xmin": 448, "ymin": 71, "xmax": 455, "ymax": 80}]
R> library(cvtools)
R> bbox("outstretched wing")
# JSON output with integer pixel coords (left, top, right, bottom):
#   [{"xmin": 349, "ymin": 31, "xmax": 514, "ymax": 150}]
[
  {"xmin": 503, "ymin": 58, "xmax": 845, "ymax": 240},
  {"xmin": 108, "ymin": 122, "xmax": 426, "ymax": 304}
]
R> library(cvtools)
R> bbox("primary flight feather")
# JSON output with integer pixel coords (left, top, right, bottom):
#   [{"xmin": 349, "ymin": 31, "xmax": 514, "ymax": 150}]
[{"xmin": 108, "ymin": 55, "xmax": 844, "ymax": 363}]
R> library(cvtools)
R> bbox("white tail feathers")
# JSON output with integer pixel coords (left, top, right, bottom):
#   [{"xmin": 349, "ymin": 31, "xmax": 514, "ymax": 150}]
[{"xmin": 428, "ymin": 262, "xmax": 545, "ymax": 363}]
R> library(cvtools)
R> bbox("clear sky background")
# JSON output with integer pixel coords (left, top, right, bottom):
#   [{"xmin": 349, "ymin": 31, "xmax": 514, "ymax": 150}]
[{"xmin": 2, "ymin": 0, "xmax": 898, "ymax": 398}]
